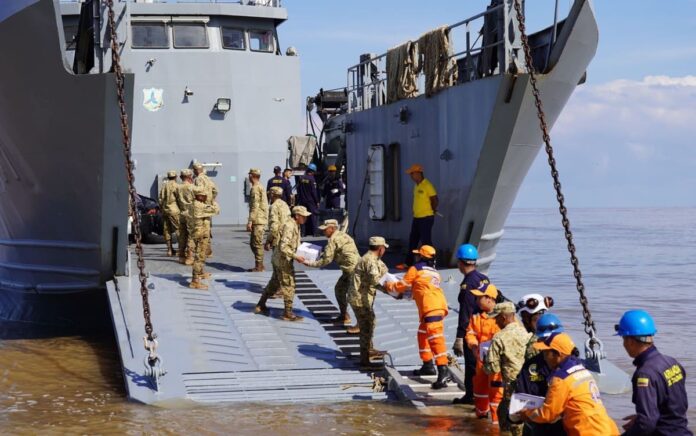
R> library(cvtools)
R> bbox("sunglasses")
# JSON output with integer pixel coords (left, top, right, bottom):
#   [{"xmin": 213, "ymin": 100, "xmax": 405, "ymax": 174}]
[{"xmin": 517, "ymin": 296, "xmax": 554, "ymax": 311}]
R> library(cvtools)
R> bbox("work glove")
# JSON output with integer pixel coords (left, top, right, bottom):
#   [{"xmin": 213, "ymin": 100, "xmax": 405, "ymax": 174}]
[{"xmin": 453, "ymin": 337, "xmax": 465, "ymax": 357}]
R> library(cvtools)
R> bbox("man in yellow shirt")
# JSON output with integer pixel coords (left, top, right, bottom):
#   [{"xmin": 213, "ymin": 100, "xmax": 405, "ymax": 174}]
[{"xmin": 397, "ymin": 164, "xmax": 438, "ymax": 269}]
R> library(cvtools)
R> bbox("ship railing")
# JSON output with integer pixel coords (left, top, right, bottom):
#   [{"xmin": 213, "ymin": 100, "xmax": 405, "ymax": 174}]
[
  {"xmin": 59, "ymin": 0, "xmax": 282, "ymax": 6},
  {"xmin": 346, "ymin": 1, "xmax": 525, "ymax": 113}
]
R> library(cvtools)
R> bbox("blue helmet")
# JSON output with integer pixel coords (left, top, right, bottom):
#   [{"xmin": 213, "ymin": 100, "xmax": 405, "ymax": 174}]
[
  {"xmin": 536, "ymin": 313, "xmax": 564, "ymax": 338},
  {"xmin": 456, "ymin": 244, "xmax": 478, "ymax": 262},
  {"xmin": 307, "ymin": 163, "xmax": 317, "ymax": 172},
  {"xmin": 615, "ymin": 310, "xmax": 657, "ymax": 337}
]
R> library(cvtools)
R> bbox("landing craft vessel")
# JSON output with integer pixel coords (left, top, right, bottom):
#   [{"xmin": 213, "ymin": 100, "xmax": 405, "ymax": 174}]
[{"xmin": 0, "ymin": 0, "xmax": 629, "ymax": 408}]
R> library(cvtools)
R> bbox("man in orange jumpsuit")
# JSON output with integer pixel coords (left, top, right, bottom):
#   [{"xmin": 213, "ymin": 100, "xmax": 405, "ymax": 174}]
[
  {"xmin": 519, "ymin": 332, "xmax": 620, "ymax": 436},
  {"xmin": 385, "ymin": 245, "xmax": 450, "ymax": 389},
  {"xmin": 466, "ymin": 283, "xmax": 503, "ymax": 423}
]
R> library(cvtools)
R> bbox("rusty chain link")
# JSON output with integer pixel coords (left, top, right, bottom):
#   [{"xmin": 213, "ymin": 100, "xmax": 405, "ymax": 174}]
[
  {"xmin": 105, "ymin": 0, "xmax": 155, "ymax": 343},
  {"xmin": 512, "ymin": 0, "xmax": 598, "ymax": 346}
]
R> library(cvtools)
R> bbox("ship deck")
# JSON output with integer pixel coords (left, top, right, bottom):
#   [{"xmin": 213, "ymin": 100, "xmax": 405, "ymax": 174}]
[{"xmin": 107, "ymin": 226, "xmax": 471, "ymax": 407}]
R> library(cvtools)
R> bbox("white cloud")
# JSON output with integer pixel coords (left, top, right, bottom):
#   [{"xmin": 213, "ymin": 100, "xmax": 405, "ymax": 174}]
[{"xmin": 516, "ymin": 75, "xmax": 696, "ymax": 207}]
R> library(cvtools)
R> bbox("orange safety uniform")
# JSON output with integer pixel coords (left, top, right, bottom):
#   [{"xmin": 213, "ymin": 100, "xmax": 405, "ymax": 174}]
[
  {"xmin": 388, "ymin": 262, "xmax": 449, "ymax": 365},
  {"xmin": 523, "ymin": 356, "xmax": 620, "ymax": 436},
  {"xmin": 466, "ymin": 311, "xmax": 503, "ymax": 422}
]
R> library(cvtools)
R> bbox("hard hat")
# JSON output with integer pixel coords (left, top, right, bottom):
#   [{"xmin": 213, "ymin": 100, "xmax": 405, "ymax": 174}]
[
  {"xmin": 615, "ymin": 310, "xmax": 657, "ymax": 337},
  {"xmin": 412, "ymin": 245, "xmax": 436, "ymax": 259},
  {"xmin": 328, "ymin": 165, "xmax": 337, "ymax": 171},
  {"xmin": 470, "ymin": 283, "xmax": 498, "ymax": 299},
  {"xmin": 536, "ymin": 313, "xmax": 565, "ymax": 338},
  {"xmin": 534, "ymin": 332, "xmax": 575, "ymax": 355},
  {"xmin": 405, "ymin": 163, "xmax": 424, "ymax": 174},
  {"xmin": 456, "ymin": 244, "xmax": 478, "ymax": 262},
  {"xmin": 517, "ymin": 293, "xmax": 553, "ymax": 315},
  {"xmin": 307, "ymin": 163, "xmax": 317, "ymax": 172}
]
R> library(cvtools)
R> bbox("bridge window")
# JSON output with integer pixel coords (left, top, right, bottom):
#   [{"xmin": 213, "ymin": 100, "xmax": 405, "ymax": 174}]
[
  {"xmin": 368, "ymin": 144, "xmax": 386, "ymax": 220},
  {"xmin": 173, "ymin": 23, "xmax": 209, "ymax": 49},
  {"xmin": 132, "ymin": 22, "xmax": 169, "ymax": 49},
  {"xmin": 221, "ymin": 28, "xmax": 246, "ymax": 50},
  {"xmin": 249, "ymin": 29, "xmax": 274, "ymax": 52}
]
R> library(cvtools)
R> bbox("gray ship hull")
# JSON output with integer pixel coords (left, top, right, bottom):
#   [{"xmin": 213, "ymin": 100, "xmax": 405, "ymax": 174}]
[
  {"xmin": 343, "ymin": 0, "xmax": 598, "ymax": 271},
  {"xmin": 0, "ymin": 0, "xmax": 130, "ymax": 326}
]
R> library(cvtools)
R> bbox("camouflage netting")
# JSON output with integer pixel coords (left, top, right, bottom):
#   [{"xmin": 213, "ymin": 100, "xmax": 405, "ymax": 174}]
[
  {"xmin": 418, "ymin": 26, "xmax": 458, "ymax": 97},
  {"xmin": 386, "ymin": 40, "xmax": 421, "ymax": 103}
]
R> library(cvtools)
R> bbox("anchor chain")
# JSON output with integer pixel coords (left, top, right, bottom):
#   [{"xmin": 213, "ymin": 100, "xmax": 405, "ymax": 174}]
[
  {"xmin": 511, "ymin": 0, "xmax": 602, "ymax": 358},
  {"xmin": 105, "ymin": 0, "xmax": 165, "ymax": 379}
]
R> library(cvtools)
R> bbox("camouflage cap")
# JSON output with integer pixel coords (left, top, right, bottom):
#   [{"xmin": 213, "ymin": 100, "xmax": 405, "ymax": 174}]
[
  {"xmin": 269, "ymin": 186, "xmax": 283, "ymax": 196},
  {"xmin": 318, "ymin": 219, "xmax": 339, "ymax": 230},
  {"xmin": 180, "ymin": 168, "xmax": 192, "ymax": 177},
  {"xmin": 292, "ymin": 205, "xmax": 312, "ymax": 217},
  {"xmin": 193, "ymin": 186, "xmax": 208, "ymax": 197},
  {"xmin": 368, "ymin": 236, "xmax": 389, "ymax": 248},
  {"xmin": 167, "ymin": 170, "xmax": 177, "ymax": 178},
  {"xmin": 489, "ymin": 301, "xmax": 516, "ymax": 318},
  {"xmin": 192, "ymin": 162, "xmax": 204, "ymax": 170},
  {"xmin": 249, "ymin": 168, "xmax": 261, "ymax": 176}
]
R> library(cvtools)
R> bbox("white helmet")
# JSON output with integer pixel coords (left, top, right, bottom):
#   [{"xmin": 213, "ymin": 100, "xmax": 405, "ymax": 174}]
[{"xmin": 516, "ymin": 293, "xmax": 552, "ymax": 315}]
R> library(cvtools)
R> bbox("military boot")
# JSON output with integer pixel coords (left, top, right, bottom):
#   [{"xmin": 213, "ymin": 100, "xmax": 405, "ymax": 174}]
[
  {"xmin": 346, "ymin": 324, "xmax": 360, "ymax": 334},
  {"xmin": 166, "ymin": 241, "xmax": 174, "ymax": 257},
  {"xmin": 249, "ymin": 262, "xmax": 265, "ymax": 272},
  {"xmin": 431, "ymin": 365, "xmax": 450, "ymax": 389},
  {"xmin": 369, "ymin": 349, "xmax": 387, "ymax": 359},
  {"xmin": 359, "ymin": 352, "xmax": 384, "ymax": 371},
  {"xmin": 201, "ymin": 272, "xmax": 212, "ymax": 279},
  {"xmin": 254, "ymin": 295, "xmax": 270, "ymax": 315},
  {"xmin": 189, "ymin": 279, "xmax": 208, "ymax": 290},
  {"xmin": 331, "ymin": 312, "xmax": 351, "ymax": 325},
  {"xmin": 281, "ymin": 300, "xmax": 304, "ymax": 322},
  {"xmin": 413, "ymin": 360, "xmax": 437, "ymax": 376}
]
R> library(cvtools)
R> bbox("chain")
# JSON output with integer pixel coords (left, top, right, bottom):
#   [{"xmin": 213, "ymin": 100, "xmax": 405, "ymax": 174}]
[
  {"xmin": 511, "ymin": 0, "xmax": 598, "ymax": 345},
  {"xmin": 105, "ymin": 0, "xmax": 155, "ymax": 343}
]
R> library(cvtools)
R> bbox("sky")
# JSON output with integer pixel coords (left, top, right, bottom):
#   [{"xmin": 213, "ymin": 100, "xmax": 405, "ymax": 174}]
[{"xmin": 276, "ymin": 0, "xmax": 696, "ymax": 208}]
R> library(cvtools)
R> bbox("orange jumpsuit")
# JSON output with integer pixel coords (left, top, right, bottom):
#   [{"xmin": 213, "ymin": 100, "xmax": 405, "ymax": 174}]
[
  {"xmin": 522, "ymin": 356, "xmax": 620, "ymax": 436},
  {"xmin": 388, "ymin": 263, "xmax": 449, "ymax": 366},
  {"xmin": 465, "ymin": 312, "xmax": 503, "ymax": 422}
]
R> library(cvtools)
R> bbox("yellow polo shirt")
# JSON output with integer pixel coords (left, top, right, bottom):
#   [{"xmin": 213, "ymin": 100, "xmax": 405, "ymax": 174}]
[{"xmin": 412, "ymin": 178, "xmax": 437, "ymax": 218}]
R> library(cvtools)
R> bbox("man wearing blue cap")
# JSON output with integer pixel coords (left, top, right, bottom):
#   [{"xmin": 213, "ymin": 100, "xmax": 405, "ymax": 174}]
[
  {"xmin": 615, "ymin": 310, "xmax": 692, "ymax": 436},
  {"xmin": 297, "ymin": 163, "xmax": 320, "ymax": 236}
]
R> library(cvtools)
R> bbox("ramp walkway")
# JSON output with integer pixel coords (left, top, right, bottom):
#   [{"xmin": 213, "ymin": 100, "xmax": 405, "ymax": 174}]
[{"xmin": 107, "ymin": 242, "xmax": 468, "ymax": 406}]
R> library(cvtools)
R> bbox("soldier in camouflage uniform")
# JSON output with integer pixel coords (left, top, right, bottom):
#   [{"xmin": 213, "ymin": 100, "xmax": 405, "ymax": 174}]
[
  {"xmin": 254, "ymin": 206, "xmax": 311, "ymax": 321},
  {"xmin": 303, "ymin": 219, "xmax": 359, "ymax": 325},
  {"xmin": 175, "ymin": 169, "xmax": 195, "ymax": 265},
  {"xmin": 264, "ymin": 186, "xmax": 291, "ymax": 252},
  {"xmin": 189, "ymin": 187, "xmax": 220, "ymax": 290},
  {"xmin": 193, "ymin": 162, "xmax": 218, "ymax": 258},
  {"xmin": 158, "ymin": 170, "xmax": 180, "ymax": 256},
  {"xmin": 347, "ymin": 236, "xmax": 389, "ymax": 369},
  {"xmin": 483, "ymin": 302, "xmax": 533, "ymax": 436},
  {"xmin": 246, "ymin": 168, "xmax": 268, "ymax": 272}
]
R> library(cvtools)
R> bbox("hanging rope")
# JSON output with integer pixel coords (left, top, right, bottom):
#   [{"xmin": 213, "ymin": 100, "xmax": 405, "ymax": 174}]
[
  {"xmin": 104, "ymin": 0, "xmax": 165, "ymax": 383},
  {"xmin": 511, "ymin": 0, "xmax": 601, "ymax": 354}
]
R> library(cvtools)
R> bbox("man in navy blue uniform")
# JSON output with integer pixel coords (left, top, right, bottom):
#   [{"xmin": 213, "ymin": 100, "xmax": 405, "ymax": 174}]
[
  {"xmin": 323, "ymin": 165, "xmax": 345, "ymax": 209},
  {"xmin": 297, "ymin": 163, "xmax": 320, "ymax": 236},
  {"xmin": 615, "ymin": 310, "xmax": 692, "ymax": 436},
  {"xmin": 451, "ymin": 244, "xmax": 490, "ymax": 405},
  {"xmin": 267, "ymin": 165, "xmax": 292, "ymax": 204}
]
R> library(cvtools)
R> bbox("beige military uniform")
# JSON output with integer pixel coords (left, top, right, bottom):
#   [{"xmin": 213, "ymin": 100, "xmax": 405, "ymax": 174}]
[
  {"xmin": 194, "ymin": 173, "xmax": 218, "ymax": 204},
  {"xmin": 262, "ymin": 219, "xmax": 300, "ymax": 309},
  {"xmin": 247, "ymin": 183, "xmax": 269, "ymax": 265},
  {"xmin": 158, "ymin": 179, "xmax": 180, "ymax": 245},
  {"xmin": 175, "ymin": 181, "xmax": 195, "ymax": 261},
  {"xmin": 484, "ymin": 321, "xmax": 533, "ymax": 436},
  {"xmin": 347, "ymin": 250, "xmax": 388, "ymax": 360},
  {"xmin": 191, "ymin": 199, "xmax": 220, "ymax": 281},
  {"xmin": 305, "ymin": 230, "xmax": 359, "ymax": 315},
  {"xmin": 266, "ymin": 198, "xmax": 291, "ymax": 249}
]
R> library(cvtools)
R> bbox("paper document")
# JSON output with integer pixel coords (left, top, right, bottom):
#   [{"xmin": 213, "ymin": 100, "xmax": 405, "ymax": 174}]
[
  {"xmin": 479, "ymin": 340, "xmax": 492, "ymax": 361},
  {"xmin": 509, "ymin": 393, "xmax": 546, "ymax": 415},
  {"xmin": 379, "ymin": 273, "xmax": 399, "ymax": 286},
  {"xmin": 296, "ymin": 242, "xmax": 322, "ymax": 262}
]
